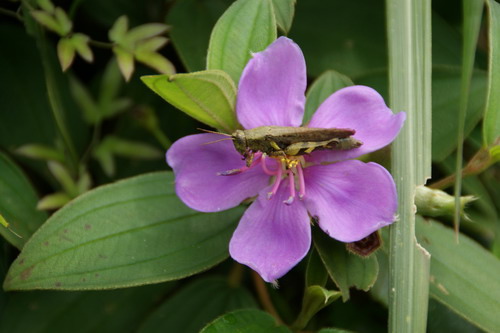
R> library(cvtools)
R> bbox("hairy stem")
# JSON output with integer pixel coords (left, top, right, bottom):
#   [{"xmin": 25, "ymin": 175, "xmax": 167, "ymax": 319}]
[{"xmin": 251, "ymin": 271, "xmax": 284, "ymax": 325}]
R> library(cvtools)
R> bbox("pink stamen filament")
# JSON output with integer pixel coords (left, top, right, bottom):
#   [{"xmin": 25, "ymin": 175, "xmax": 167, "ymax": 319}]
[
  {"xmin": 260, "ymin": 154, "xmax": 280, "ymax": 176},
  {"xmin": 284, "ymin": 169, "xmax": 296, "ymax": 205},
  {"xmin": 297, "ymin": 163, "xmax": 305, "ymax": 199},
  {"xmin": 218, "ymin": 152, "xmax": 263, "ymax": 176},
  {"xmin": 267, "ymin": 161, "xmax": 283, "ymax": 199},
  {"xmin": 252, "ymin": 152, "xmax": 263, "ymax": 164},
  {"xmin": 217, "ymin": 152, "xmax": 307, "ymax": 205}
]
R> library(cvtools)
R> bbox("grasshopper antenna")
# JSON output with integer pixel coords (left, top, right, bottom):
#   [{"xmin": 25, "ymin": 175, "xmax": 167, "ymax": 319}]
[
  {"xmin": 197, "ymin": 128, "xmax": 232, "ymax": 137},
  {"xmin": 201, "ymin": 137, "xmax": 234, "ymax": 145}
]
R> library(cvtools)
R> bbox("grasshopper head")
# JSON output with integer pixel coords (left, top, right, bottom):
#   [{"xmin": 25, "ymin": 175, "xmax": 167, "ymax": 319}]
[{"xmin": 231, "ymin": 130, "xmax": 247, "ymax": 155}]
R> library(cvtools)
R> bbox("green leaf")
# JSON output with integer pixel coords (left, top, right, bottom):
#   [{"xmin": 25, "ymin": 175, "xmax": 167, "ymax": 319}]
[
  {"xmin": 98, "ymin": 59, "xmax": 130, "ymax": 118},
  {"xmin": 490, "ymin": 144, "xmax": 500, "ymax": 161},
  {"xmin": 37, "ymin": 0, "xmax": 55, "ymax": 13},
  {"xmin": 76, "ymin": 170, "xmax": 92, "ymax": 194},
  {"xmin": 113, "ymin": 46, "xmax": 134, "ymax": 81},
  {"xmin": 0, "ymin": 283, "xmax": 173, "ymax": 333},
  {"xmin": 370, "ymin": 246, "xmax": 390, "ymax": 306},
  {"xmin": 123, "ymin": 23, "xmax": 169, "ymax": 47},
  {"xmin": 16, "ymin": 144, "xmax": 65, "ymax": 163},
  {"xmin": 452, "ymin": 0, "xmax": 484, "ymax": 234},
  {"xmin": 47, "ymin": 161, "xmax": 78, "ymax": 198},
  {"xmin": 432, "ymin": 67, "xmax": 487, "ymax": 161},
  {"xmin": 304, "ymin": 70, "xmax": 353, "ymax": 124},
  {"xmin": 313, "ymin": 228, "xmax": 378, "ymax": 301},
  {"xmin": 92, "ymin": 146, "xmax": 115, "ymax": 176},
  {"xmin": 290, "ymin": 1, "xmax": 459, "ymax": 78},
  {"xmin": 289, "ymin": 0, "xmax": 387, "ymax": 78},
  {"xmin": 305, "ymin": 247, "xmax": 328, "ymax": 287},
  {"xmin": 32, "ymin": 16, "xmax": 88, "ymax": 167},
  {"xmin": 484, "ymin": 0, "xmax": 500, "ymax": 146},
  {"xmin": 3, "ymin": 172, "xmax": 243, "ymax": 290},
  {"xmin": 135, "ymin": 106, "xmax": 172, "ymax": 149},
  {"xmin": 69, "ymin": 76, "xmax": 100, "ymax": 124},
  {"xmin": 141, "ymin": 70, "xmax": 238, "ymax": 133},
  {"xmin": 200, "ymin": 309, "xmax": 290, "ymax": 333},
  {"xmin": 104, "ymin": 98, "xmax": 131, "ymax": 119},
  {"xmin": 57, "ymin": 37, "xmax": 75, "ymax": 71},
  {"xmin": 97, "ymin": 135, "xmax": 162, "ymax": 159},
  {"xmin": 292, "ymin": 285, "xmax": 341, "ymax": 331},
  {"xmin": 109, "ymin": 15, "xmax": 129, "ymax": 43},
  {"xmin": 167, "ymin": 0, "xmax": 233, "ymax": 72},
  {"xmin": 53, "ymin": 7, "xmax": 72, "ymax": 36},
  {"xmin": 31, "ymin": 11, "xmax": 64, "ymax": 35},
  {"xmin": 0, "ymin": 152, "xmax": 47, "ymax": 249},
  {"xmin": 36, "ymin": 192, "xmax": 72, "ymax": 211},
  {"xmin": 135, "ymin": 51, "xmax": 175, "ymax": 75},
  {"xmin": 0, "ymin": 214, "xmax": 8, "ymax": 228},
  {"xmin": 207, "ymin": 0, "xmax": 277, "ymax": 83},
  {"xmin": 271, "ymin": 0, "xmax": 295, "ymax": 33},
  {"xmin": 416, "ymin": 217, "xmax": 500, "ymax": 332},
  {"xmin": 136, "ymin": 36, "xmax": 168, "ymax": 52},
  {"xmin": 0, "ymin": 25, "xmax": 57, "ymax": 148},
  {"xmin": 427, "ymin": 299, "xmax": 484, "ymax": 333},
  {"xmin": 71, "ymin": 33, "xmax": 93, "ymax": 62},
  {"xmin": 137, "ymin": 276, "xmax": 257, "ymax": 333}
]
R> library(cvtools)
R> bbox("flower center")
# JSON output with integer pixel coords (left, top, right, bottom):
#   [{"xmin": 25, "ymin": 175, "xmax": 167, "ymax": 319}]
[
  {"xmin": 217, "ymin": 152, "xmax": 306, "ymax": 205},
  {"xmin": 262, "ymin": 155, "xmax": 306, "ymax": 205}
]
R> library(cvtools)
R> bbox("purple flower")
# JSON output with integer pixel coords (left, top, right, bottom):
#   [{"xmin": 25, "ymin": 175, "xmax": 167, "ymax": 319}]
[{"xmin": 167, "ymin": 37, "xmax": 405, "ymax": 282}]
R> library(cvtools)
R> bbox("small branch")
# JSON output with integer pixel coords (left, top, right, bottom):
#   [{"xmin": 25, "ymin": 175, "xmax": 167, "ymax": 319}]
[
  {"xmin": 68, "ymin": 0, "xmax": 85, "ymax": 18},
  {"xmin": 430, "ymin": 147, "xmax": 493, "ymax": 189},
  {"xmin": 0, "ymin": 7, "xmax": 23, "ymax": 21},
  {"xmin": 251, "ymin": 271, "xmax": 284, "ymax": 325},
  {"xmin": 79, "ymin": 120, "xmax": 102, "ymax": 167},
  {"xmin": 227, "ymin": 263, "xmax": 244, "ymax": 288},
  {"xmin": 430, "ymin": 174, "xmax": 458, "ymax": 191},
  {"xmin": 89, "ymin": 39, "xmax": 113, "ymax": 49},
  {"xmin": 152, "ymin": 129, "xmax": 172, "ymax": 150}
]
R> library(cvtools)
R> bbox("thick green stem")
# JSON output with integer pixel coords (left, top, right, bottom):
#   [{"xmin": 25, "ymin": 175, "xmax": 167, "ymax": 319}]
[{"xmin": 386, "ymin": 0, "xmax": 432, "ymax": 331}]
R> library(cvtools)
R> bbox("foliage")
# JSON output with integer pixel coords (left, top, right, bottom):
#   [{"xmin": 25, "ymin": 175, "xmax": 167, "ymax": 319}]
[{"xmin": 0, "ymin": 0, "xmax": 498, "ymax": 332}]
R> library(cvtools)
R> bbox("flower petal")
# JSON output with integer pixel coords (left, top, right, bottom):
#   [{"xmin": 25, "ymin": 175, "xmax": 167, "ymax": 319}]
[
  {"xmin": 236, "ymin": 37, "xmax": 306, "ymax": 129},
  {"xmin": 303, "ymin": 160, "xmax": 397, "ymax": 242},
  {"xmin": 229, "ymin": 183, "xmax": 311, "ymax": 282},
  {"xmin": 166, "ymin": 133, "xmax": 270, "ymax": 212},
  {"xmin": 307, "ymin": 85, "xmax": 405, "ymax": 162}
]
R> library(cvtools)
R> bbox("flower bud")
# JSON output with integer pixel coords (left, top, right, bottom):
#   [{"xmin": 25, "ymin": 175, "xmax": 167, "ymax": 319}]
[{"xmin": 415, "ymin": 186, "xmax": 476, "ymax": 220}]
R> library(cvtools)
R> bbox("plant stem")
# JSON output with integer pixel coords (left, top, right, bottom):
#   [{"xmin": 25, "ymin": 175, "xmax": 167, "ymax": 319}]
[
  {"xmin": 89, "ymin": 39, "xmax": 113, "ymax": 49},
  {"xmin": 29, "ymin": 14, "xmax": 79, "ymax": 173},
  {"xmin": 151, "ymin": 129, "xmax": 172, "ymax": 150},
  {"xmin": 386, "ymin": 0, "xmax": 432, "ymax": 331},
  {"xmin": 0, "ymin": 7, "xmax": 23, "ymax": 21},
  {"xmin": 227, "ymin": 263, "xmax": 244, "ymax": 287},
  {"xmin": 251, "ymin": 271, "xmax": 284, "ymax": 325},
  {"xmin": 430, "ymin": 147, "xmax": 493, "ymax": 189},
  {"xmin": 68, "ymin": 0, "xmax": 85, "ymax": 19}
]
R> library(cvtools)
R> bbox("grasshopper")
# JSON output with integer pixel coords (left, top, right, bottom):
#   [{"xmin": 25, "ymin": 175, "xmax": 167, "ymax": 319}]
[{"xmin": 230, "ymin": 126, "xmax": 362, "ymax": 167}]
